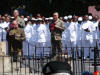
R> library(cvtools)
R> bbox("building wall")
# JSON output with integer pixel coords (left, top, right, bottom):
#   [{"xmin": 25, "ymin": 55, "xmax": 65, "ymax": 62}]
[{"xmin": 88, "ymin": 6, "xmax": 100, "ymax": 18}]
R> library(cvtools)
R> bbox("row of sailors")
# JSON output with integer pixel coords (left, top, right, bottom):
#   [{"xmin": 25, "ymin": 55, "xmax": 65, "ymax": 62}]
[
  {"xmin": 63, "ymin": 15, "xmax": 100, "ymax": 47},
  {"xmin": 0, "ymin": 15, "xmax": 100, "ymax": 59},
  {"xmin": 63, "ymin": 15, "xmax": 100, "ymax": 59}
]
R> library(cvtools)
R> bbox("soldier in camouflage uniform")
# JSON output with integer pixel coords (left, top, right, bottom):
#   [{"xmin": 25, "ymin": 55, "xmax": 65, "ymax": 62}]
[
  {"xmin": 50, "ymin": 12, "xmax": 66, "ymax": 57},
  {"xmin": 7, "ymin": 21, "xmax": 25, "ymax": 61}
]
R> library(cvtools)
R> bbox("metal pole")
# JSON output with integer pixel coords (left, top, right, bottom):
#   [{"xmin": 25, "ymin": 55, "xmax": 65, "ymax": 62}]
[{"xmin": 94, "ymin": 40, "xmax": 98, "ymax": 72}]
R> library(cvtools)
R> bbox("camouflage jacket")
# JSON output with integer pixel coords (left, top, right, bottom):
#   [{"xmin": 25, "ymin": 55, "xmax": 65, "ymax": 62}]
[
  {"xmin": 17, "ymin": 16, "xmax": 25, "ymax": 28},
  {"xmin": 50, "ymin": 19, "xmax": 66, "ymax": 40}
]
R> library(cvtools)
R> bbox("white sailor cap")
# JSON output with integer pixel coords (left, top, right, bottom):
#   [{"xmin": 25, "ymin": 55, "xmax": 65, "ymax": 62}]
[
  {"xmin": 38, "ymin": 18, "xmax": 43, "ymax": 21},
  {"xmin": 89, "ymin": 16, "xmax": 93, "ymax": 20},
  {"xmin": 35, "ymin": 19, "xmax": 38, "ymax": 21},
  {"xmin": 31, "ymin": 18, "xmax": 36, "ymax": 20},
  {"xmin": 64, "ymin": 16, "xmax": 68, "ymax": 20},
  {"xmin": 68, "ymin": 15, "xmax": 72, "ymax": 19},
  {"xmin": 45, "ymin": 18, "xmax": 49, "ymax": 20},
  {"xmin": 49, "ymin": 17, "xmax": 53, "ymax": 20},
  {"xmin": 11, "ymin": 17, "xmax": 14, "ymax": 19},
  {"xmin": 78, "ymin": 17, "xmax": 83, "ymax": 21},
  {"xmin": 24, "ymin": 18, "xmax": 28, "ymax": 21}
]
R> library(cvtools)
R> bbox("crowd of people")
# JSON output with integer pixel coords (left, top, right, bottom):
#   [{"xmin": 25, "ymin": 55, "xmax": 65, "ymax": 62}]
[{"xmin": 0, "ymin": 10, "xmax": 100, "ymax": 59}]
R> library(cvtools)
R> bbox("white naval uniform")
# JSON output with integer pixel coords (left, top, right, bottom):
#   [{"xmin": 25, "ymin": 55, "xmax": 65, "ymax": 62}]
[
  {"xmin": 64, "ymin": 22, "xmax": 72, "ymax": 54},
  {"xmin": 77, "ymin": 22, "xmax": 82, "ymax": 47},
  {"xmin": 24, "ymin": 24, "xmax": 34, "ymax": 56},
  {"xmin": 76, "ymin": 22, "xmax": 83, "ymax": 57},
  {"xmin": 92, "ymin": 21, "xmax": 99, "ymax": 46},
  {"xmin": 81, "ymin": 20, "xmax": 93, "ymax": 59},
  {"xmin": 45, "ymin": 23, "xmax": 51, "ymax": 44},
  {"xmin": 62, "ymin": 22, "xmax": 67, "ymax": 51},
  {"xmin": 68, "ymin": 21, "xmax": 78, "ymax": 58},
  {"xmin": 0, "ymin": 22, "xmax": 10, "ymax": 41},
  {"xmin": 36, "ymin": 24, "xmax": 49, "ymax": 57},
  {"xmin": 69, "ymin": 22, "xmax": 78, "ymax": 47},
  {"xmin": 31, "ymin": 24, "xmax": 37, "ymax": 44},
  {"xmin": 0, "ymin": 22, "xmax": 4, "ymax": 41},
  {"xmin": 45, "ymin": 23, "xmax": 51, "ymax": 56}
]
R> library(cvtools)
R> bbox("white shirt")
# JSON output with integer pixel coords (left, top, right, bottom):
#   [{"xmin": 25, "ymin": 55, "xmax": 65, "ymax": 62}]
[
  {"xmin": 31, "ymin": 24, "xmax": 37, "ymax": 43},
  {"xmin": 62, "ymin": 22, "xmax": 67, "ymax": 41},
  {"xmin": 68, "ymin": 22, "xmax": 78, "ymax": 42},
  {"xmin": 36, "ymin": 24, "xmax": 47, "ymax": 43},
  {"xmin": 91, "ymin": 21, "xmax": 99, "ymax": 40},
  {"xmin": 24, "ymin": 24, "xmax": 33, "ymax": 42},
  {"xmin": 81, "ymin": 20, "xmax": 93, "ymax": 41},
  {"xmin": 77, "ymin": 22, "xmax": 83, "ymax": 41},
  {"xmin": 0, "ymin": 22, "xmax": 10, "ymax": 41},
  {"xmin": 45, "ymin": 24, "xmax": 51, "ymax": 42},
  {"xmin": 64, "ymin": 22, "xmax": 71, "ymax": 41}
]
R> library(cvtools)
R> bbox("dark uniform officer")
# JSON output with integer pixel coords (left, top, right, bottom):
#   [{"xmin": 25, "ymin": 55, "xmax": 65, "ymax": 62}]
[
  {"xmin": 50, "ymin": 12, "xmax": 66, "ymax": 57},
  {"xmin": 7, "ymin": 21, "xmax": 25, "ymax": 61}
]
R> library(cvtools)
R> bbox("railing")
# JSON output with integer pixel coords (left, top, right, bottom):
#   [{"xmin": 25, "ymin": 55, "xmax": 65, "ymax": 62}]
[
  {"xmin": 0, "ymin": 40, "xmax": 100, "ymax": 75},
  {"xmin": 0, "ymin": 28, "xmax": 100, "ymax": 75}
]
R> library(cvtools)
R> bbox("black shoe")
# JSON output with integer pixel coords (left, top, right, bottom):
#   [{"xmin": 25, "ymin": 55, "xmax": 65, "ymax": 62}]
[
  {"xmin": 78, "ymin": 57, "xmax": 82, "ymax": 59},
  {"xmin": 87, "ymin": 56, "xmax": 90, "ymax": 58},
  {"xmin": 49, "ymin": 54, "xmax": 56, "ymax": 59}
]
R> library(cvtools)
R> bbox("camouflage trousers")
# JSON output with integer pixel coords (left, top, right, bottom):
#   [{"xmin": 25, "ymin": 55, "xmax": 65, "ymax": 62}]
[
  {"xmin": 51, "ymin": 39, "xmax": 62, "ymax": 56},
  {"xmin": 9, "ymin": 51, "xmax": 23, "ymax": 62}
]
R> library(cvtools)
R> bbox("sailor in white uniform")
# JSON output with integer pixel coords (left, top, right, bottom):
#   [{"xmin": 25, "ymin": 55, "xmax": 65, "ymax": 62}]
[
  {"xmin": 45, "ymin": 18, "xmax": 50, "ymax": 29},
  {"xmin": 0, "ymin": 17, "xmax": 10, "ymax": 41},
  {"xmin": 45, "ymin": 18, "xmax": 51, "ymax": 44},
  {"xmin": 68, "ymin": 16, "xmax": 78, "ymax": 58},
  {"xmin": 81, "ymin": 15, "xmax": 93, "ymax": 59},
  {"xmin": 65, "ymin": 15, "xmax": 73, "ymax": 55},
  {"xmin": 62, "ymin": 16, "xmax": 68, "ymax": 52},
  {"xmin": 77, "ymin": 17, "xmax": 83, "ymax": 58},
  {"xmin": 31, "ymin": 18, "xmax": 37, "ymax": 44},
  {"xmin": 24, "ymin": 20, "xmax": 34, "ymax": 56},
  {"xmin": 36, "ymin": 18, "xmax": 49, "ymax": 57},
  {"xmin": 45, "ymin": 18, "xmax": 51, "ymax": 56}
]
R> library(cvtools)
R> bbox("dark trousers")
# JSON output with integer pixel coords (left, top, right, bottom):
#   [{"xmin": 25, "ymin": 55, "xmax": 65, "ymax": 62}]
[{"xmin": 51, "ymin": 39, "xmax": 62, "ymax": 56}]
